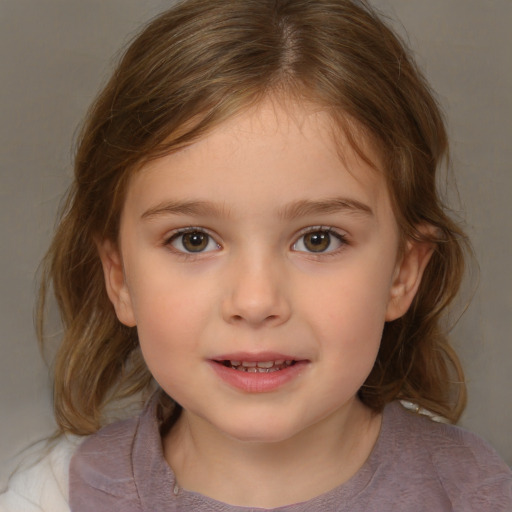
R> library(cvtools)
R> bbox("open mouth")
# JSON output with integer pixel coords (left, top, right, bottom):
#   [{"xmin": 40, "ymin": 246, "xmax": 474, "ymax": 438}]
[
  {"xmin": 210, "ymin": 357, "xmax": 307, "ymax": 392},
  {"xmin": 218, "ymin": 360, "xmax": 296, "ymax": 373}
]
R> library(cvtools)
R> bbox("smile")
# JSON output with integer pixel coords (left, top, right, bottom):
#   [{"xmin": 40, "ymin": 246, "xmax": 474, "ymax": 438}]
[
  {"xmin": 221, "ymin": 360, "xmax": 295, "ymax": 373},
  {"xmin": 209, "ymin": 355, "xmax": 307, "ymax": 393}
]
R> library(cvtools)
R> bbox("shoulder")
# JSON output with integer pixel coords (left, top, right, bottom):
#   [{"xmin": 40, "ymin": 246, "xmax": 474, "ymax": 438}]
[
  {"xmin": 69, "ymin": 394, "xmax": 177, "ymax": 511},
  {"xmin": 0, "ymin": 434, "xmax": 81, "ymax": 512},
  {"xmin": 393, "ymin": 400, "xmax": 508, "ymax": 473},
  {"xmin": 69, "ymin": 415, "xmax": 141, "ymax": 497},
  {"xmin": 384, "ymin": 401, "xmax": 512, "ymax": 510}
]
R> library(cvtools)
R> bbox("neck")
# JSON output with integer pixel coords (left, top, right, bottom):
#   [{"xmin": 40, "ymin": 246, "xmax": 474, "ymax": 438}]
[{"xmin": 163, "ymin": 399, "xmax": 382, "ymax": 508}]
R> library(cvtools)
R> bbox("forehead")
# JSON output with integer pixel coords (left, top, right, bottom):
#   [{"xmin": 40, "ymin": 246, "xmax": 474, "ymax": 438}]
[{"xmin": 124, "ymin": 98, "xmax": 391, "ymax": 220}]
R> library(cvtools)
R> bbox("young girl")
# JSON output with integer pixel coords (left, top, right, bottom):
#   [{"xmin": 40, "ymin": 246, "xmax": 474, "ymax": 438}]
[{"xmin": 1, "ymin": 0, "xmax": 511, "ymax": 510}]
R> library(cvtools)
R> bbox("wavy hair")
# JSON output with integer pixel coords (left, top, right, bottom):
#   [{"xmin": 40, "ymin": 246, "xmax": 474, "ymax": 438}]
[{"xmin": 38, "ymin": 0, "xmax": 468, "ymax": 434}]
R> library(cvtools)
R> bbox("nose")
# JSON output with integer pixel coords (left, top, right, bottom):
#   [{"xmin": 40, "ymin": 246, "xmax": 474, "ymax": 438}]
[{"xmin": 221, "ymin": 252, "xmax": 291, "ymax": 327}]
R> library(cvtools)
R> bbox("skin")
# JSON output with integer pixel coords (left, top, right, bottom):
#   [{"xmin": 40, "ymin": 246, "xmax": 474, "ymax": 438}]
[{"xmin": 99, "ymin": 98, "xmax": 433, "ymax": 507}]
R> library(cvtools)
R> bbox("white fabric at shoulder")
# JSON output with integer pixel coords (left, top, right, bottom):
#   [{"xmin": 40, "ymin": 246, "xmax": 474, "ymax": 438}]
[
  {"xmin": 0, "ymin": 434, "xmax": 82, "ymax": 512},
  {"xmin": 399, "ymin": 399, "xmax": 450, "ymax": 424}
]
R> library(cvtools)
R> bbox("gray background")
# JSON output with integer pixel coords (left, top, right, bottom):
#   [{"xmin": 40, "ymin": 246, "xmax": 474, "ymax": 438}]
[{"xmin": 0, "ymin": 0, "xmax": 511, "ymax": 485}]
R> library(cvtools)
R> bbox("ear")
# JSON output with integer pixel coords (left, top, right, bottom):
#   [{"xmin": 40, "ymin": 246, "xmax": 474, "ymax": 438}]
[
  {"xmin": 385, "ymin": 232, "xmax": 435, "ymax": 322},
  {"xmin": 97, "ymin": 239, "xmax": 136, "ymax": 327}
]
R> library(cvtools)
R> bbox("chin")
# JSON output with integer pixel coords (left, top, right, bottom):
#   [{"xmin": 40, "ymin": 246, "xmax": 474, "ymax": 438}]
[{"xmin": 216, "ymin": 416, "xmax": 306, "ymax": 445}]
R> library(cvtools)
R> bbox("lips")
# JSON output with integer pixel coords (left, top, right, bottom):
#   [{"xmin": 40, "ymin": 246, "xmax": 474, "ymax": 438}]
[{"xmin": 209, "ymin": 353, "xmax": 308, "ymax": 392}]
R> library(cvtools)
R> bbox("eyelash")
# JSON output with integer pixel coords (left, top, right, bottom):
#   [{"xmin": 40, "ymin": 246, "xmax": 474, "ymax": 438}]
[
  {"xmin": 163, "ymin": 226, "xmax": 349, "ymax": 257},
  {"xmin": 164, "ymin": 227, "xmax": 221, "ymax": 258},
  {"xmin": 292, "ymin": 226, "xmax": 348, "ymax": 257}
]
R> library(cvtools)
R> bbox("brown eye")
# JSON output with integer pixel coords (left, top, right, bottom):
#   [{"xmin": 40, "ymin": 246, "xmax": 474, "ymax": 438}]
[
  {"xmin": 292, "ymin": 229, "xmax": 346, "ymax": 254},
  {"xmin": 303, "ymin": 232, "xmax": 331, "ymax": 252},
  {"xmin": 170, "ymin": 230, "xmax": 219, "ymax": 253},
  {"xmin": 182, "ymin": 232, "xmax": 208, "ymax": 252}
]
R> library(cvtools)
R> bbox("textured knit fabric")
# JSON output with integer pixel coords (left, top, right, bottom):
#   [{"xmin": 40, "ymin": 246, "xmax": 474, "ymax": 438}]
[
  {"xmin": 0, "ymin": 435, "xmax": 81, "ymax": 512},
  {"xmin": 69, "ymin": 396, "xmax": 512, "ymax": 511}
]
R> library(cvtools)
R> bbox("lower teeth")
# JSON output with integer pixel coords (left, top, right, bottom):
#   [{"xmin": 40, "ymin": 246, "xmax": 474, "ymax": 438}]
[
  {"xmin": 244, "ymin": 367, "xmax": 280, "ymax": 373},
  {"xmin": 224, "ymin": 362, "xmax": 294, "ymax": 372}
]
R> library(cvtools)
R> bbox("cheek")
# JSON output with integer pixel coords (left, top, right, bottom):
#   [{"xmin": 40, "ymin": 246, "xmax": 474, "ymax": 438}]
[
  {"xmin": 302, "ymin": 263, "xmax": 394, "ymax": 327},
  {"xmin": 127, "ymin": 254, "xmax": 213, "ymax": 322},
  {"xmin": 321, "ymin": 300, "xmax": 384, "ymax": 370},
  {"xmin": 132, "ymin": 290, "xmax": 203, "ymax": 396},
  {"xmin": 297, "ymin": 258, "xmax": 394, "ymax": 372},
  {"xmin": 125, "ymin": 275, "xmax": 197, "ymax": 352},
  {"xmin": 134, "ymin": 293, "xmax": 201, "ymax": 347}
]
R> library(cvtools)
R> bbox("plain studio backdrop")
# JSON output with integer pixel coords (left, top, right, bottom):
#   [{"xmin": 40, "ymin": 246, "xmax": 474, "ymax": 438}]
[{"xmin": 0, "ymin": 0, "xmax": 511, "ymax": 486}]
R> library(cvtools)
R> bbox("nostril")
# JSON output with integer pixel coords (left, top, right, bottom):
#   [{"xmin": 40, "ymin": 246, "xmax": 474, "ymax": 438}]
[{"xmin": 223, "ymin": 290, "xmax": 291, "ymax": 326}]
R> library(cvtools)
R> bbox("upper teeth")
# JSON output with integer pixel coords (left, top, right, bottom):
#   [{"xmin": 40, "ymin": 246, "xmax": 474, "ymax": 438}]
[{"xmin": 226, "ymin": 360, "xmax": 293, "ymax": 372}]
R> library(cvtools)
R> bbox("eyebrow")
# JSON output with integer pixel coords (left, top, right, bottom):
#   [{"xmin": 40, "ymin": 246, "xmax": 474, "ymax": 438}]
[
  {"xmin": 141, "ymin": 197, "xmax": 373, "ymax": 221},
  {"xmin": 141, "ymin": 200, "xmax": 230, "ymax": 220},
  {"xmin": 277, "ymin": 197, "xmax": 373, "ymax": 220}
]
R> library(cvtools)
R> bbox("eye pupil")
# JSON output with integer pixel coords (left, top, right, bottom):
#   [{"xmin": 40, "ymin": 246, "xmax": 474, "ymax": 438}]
[
  {"xmin": 183, "ymin": 232, "xmax": 208, "ymax": 252},
  {"xmin": 305, "ymin": 232, "xmax": 330, "ymax": 252}
]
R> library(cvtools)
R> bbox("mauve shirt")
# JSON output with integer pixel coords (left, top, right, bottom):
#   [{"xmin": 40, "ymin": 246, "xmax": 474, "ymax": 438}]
[{"xmin": 69, "ymin": 396, "xmax": 512, "ymax": 511}]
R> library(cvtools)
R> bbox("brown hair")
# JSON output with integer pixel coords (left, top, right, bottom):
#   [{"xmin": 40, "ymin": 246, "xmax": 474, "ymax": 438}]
[{"xmin": 39, "ymin": 0, "xmax": 468, "ymax": 435}]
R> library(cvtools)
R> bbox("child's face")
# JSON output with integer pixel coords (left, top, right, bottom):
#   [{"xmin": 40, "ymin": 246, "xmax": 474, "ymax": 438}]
[{"xmin": 101, "ymin": 99, "xmax": 427, "ymax": 443}]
